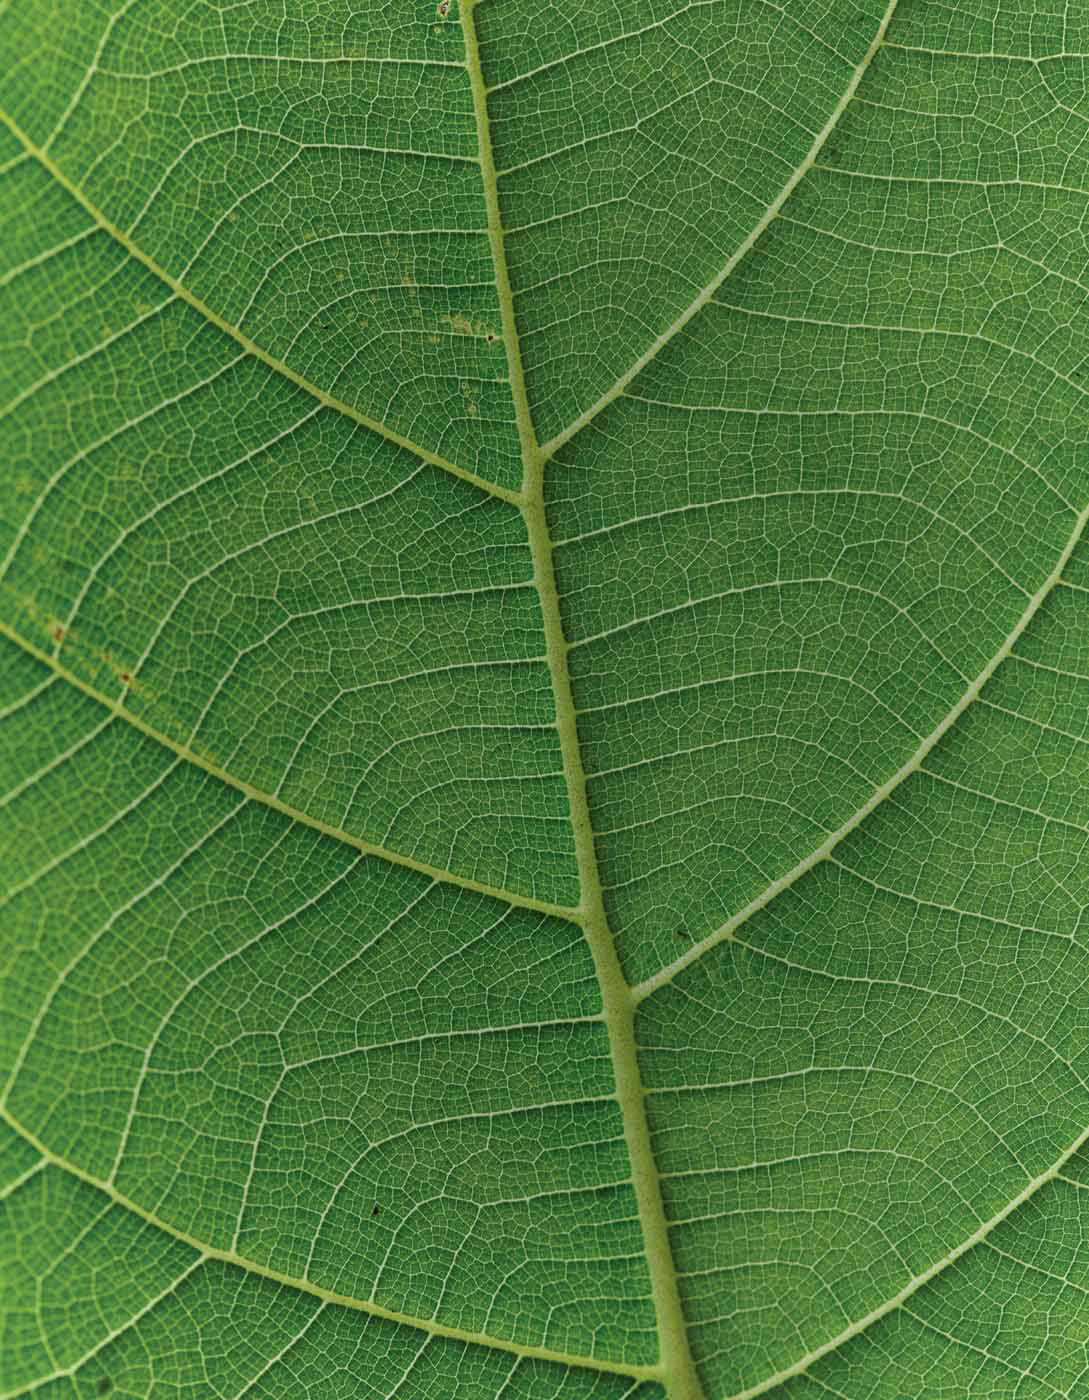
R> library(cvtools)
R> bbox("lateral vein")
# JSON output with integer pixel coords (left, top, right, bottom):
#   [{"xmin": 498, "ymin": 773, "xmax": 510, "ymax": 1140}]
[
  {"xmin": 0, "ymin": 619, "xmax": 579, "ymax": 923},
  {"xmin": 537, "ymin": 0, "xmax": 901, "ymax": 462},
  {"xmin": 0, "ymin": 108, "xmax": 524, "ymax": 510},
  {"xmin": 632, "ymin": 494, "xmax": 1089, "ymax": 1002},
  {"xmin": 0, "ymin": 1106, "xmax": 660, "ymax": 1386},
  {"xmin": 720, "ymin": 1108, "xmax": 1089, "ymax": 1399}
]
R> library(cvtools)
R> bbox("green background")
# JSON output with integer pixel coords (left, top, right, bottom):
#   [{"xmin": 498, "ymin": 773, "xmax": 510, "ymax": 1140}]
[{"xmin": 6, "ymin": 1, "xmax": 1089, "ymax": 1396}]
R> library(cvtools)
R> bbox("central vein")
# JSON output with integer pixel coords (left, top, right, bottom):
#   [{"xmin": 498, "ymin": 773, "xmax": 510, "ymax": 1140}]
[{"xmin": 461, "ymin": 3, "xmax": 702, "ymax": 1395}]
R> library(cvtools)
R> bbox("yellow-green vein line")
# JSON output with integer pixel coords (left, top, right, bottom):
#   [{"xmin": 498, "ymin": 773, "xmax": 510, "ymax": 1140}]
[
  {"xmin": 0, "ymin": 1106, "xmax": 662, "ymax": 1385},
  {"xmin": 0, "ymin": 108, "xmax": 524, "ymax": 511},
  {"xmin": 462, "ymin": 3, "xmax": 703, "ymax": 1394},
  {"xmin": 0, "ymin": 619, "xmax": 579, "ymax": 923}
]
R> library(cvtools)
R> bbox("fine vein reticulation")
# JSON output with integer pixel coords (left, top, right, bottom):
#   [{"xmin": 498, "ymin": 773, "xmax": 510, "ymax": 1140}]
[{"xmin": 10, "ymin": 0, "xmax": 1089, "ymax": 1397}]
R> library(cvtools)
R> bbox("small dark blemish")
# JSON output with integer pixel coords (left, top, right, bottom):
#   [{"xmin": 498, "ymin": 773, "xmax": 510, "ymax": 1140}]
[
  {"xmin": 372, "ymin": 1205, "xmax": 380, "ymax": 1217},
  {"xmin": 119, "ymin": 672, "xmax": 132, "ymax": 686},
  {"xmin": 98, "ymin": 1380, "xmax": 112, "ymax": 1396},
  {"xmin": 53, "ymin": 626, "xmax": 65, "ymax": 643},
  {"xmin": 437, "ymin": 1, "xmax": 449, "ymax": 15},
  {"xmin": 674, "ymin": 930, "xmax": 686, "ymax": 940}
]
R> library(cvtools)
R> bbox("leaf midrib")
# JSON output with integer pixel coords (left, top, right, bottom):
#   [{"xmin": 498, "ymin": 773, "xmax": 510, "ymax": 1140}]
[{"xmin": 12, "ymin": 1, "xmax": 1062, "ymax": 1394}]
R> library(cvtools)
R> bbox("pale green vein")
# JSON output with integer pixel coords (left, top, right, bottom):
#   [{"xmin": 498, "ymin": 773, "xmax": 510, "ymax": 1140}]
[
  {"xmin": 536, "ymin": 0, "xmax": 900, "ymax": 463},
  {"xmin": 721, "ymin": 1108, "xmax": 1089, "ymax": 1400},
  {"xmin": 462, "ymin": 4, "xmax": 702, "ymax": 1395},
  {"xmin": 0, "ymin": 109, "xmax": 524, "ymax": 510},
  {"xmin": 631, "ymin": 491, "xmax": 1089, "ymax": 1005},
  {"xmin": 3, "ymin": 1254, "xmax": 208, "ymax": 1400},
  {"xmin": 0, "ymin": 1106, "xmax": 661, "ymax": 1386},
  {"xmin": 0, "ymin": 619, "xmax": 578, "ymax": 923}
]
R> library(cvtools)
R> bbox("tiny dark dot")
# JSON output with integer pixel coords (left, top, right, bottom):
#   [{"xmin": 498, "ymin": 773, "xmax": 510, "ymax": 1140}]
[
  {"xmin": 675, "ymin": 930, "xmax": 686, "ymax": 939},
  {"xmin": 372, "ymin": 1205, "xmax": 380, "ymax": 1217},
  {"xmin": 98, "ymin": 1380, "xmax": 112, "ymax": 1396},
  {"xmin": 119, "ymin": 673, "xmax": 132, "ymax": 685}
]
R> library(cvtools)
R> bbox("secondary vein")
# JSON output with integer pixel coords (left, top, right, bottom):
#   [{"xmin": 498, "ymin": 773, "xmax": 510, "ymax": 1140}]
[
  {"xmin": 0, "ymin": 619, "xmax": 578, "ymax": 923},
  {"xmin": 0, "ymin": 1105, "xmax": 660, "ymax": 1387},
  {"xmin": 537, "ymin": 0, "xmax": 901, "ymax": 463},
  {"xmin": 0, "ymin": 108, "xmax": 524, "ymax": 511},
  {"xmin": 631, "ymin": 489, "xmax": 1089, "ymax": 1005}
]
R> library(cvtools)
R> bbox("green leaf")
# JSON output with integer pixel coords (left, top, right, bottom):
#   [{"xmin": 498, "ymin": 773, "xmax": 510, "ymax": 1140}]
[{"xmin": 5, "ymin": 1, "xmax": 1089, "ymax": 1396}]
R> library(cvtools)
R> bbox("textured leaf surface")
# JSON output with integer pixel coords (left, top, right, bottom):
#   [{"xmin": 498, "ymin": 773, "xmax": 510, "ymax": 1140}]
[{"xmin": 5, "ymin": 1, "xmax": 1089, "ymax": 1397}]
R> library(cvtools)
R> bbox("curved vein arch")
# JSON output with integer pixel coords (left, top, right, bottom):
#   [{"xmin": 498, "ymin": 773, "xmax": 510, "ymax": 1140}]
[
  {"xmin": 0, "ymin": 709, "xmax": 112, "ymax": 808},
  {"xmin": 569, "ymin": 575, "xmax": 969, "ymax": 662},
  {"xmin": 80, "ymin": 125, "xmax": 477, "ymax": 233},
  {"xmin": 0, "ymin": 1107, "xmax": 659, "ymax": 1386},
  {"xmin": 0, "ymin": 672, "xmax": 54, "ymax": 722},
  {"xmin": 0, "ymin": 751, "xmax": 185, "ymax": 913},
  {"xmin": 728, "ymin": 934, "xmax": 1089, "ymax": 1094},
  {"xmin": 101, "ymin": 52, "xmax": 468, "ymax": 81},
  {"xmin": 113, "ymin": 840, "xmax": 368, "ymax": 1192},
  {"xmin": 5, "ymin": 1255, "xmax": 208, "ymax": 1400},
  {"xmin": 711, "ymin": 297, "xmax": 1089, "ymax": 410},
  {"xmin": 631, "ymin": 488, "xmax": 1089, "ymax": 1004},
  {"xmin": 537, "ymin": 0, "xmax": 901, "ymax": 461},
  {"xmin": 484, "ymin": 0, "xmax": 721, "ymax": 98},
  {"xmin": 920, "ymin": 763, "xmax": 1089, "ymax": 841},
  {"xmin": 0, "ymin": 284, "xmax": 173, "ymax": 421},
  {"xmin": 286, "ymin": 1013, "xmax": 606, "ymax": 1073},
  {"xmin": 0, "ymin": 108, "xmax": 524, "ymax": 508},
  {"xmin": 113, "ymin": 452, "xmax": 428, "ymax": 679},
  {"xmin": 586, "ymin": 727, "xmax": 892, "ymax": 792},
  {"xmin": 898, "ymin": 1308, "xmax": 1057, "ymax": 1399},
  {"xmin": 658, "ymin": 1147, "xmax": 980, "ymax": 1218},
  {"xmin": 227, "ymin": 222, "xmax": 490, "ymax": 331},
  {"xmin": 622, "ymin": 399, "xmax": 1077, "ymax": 510},
  {"xmin": 552, "ymin": 485, "xmax": 1039, "ymax": 589},
  {"xmin": 58, "ymin": 399, "xmax": 334, "ymax": 649},
  {"xmin": 1, "ymin": 788, "xmax": 249, "ymax": 1109},
  {"xmin": 275, "ymin": 655, "xmax": 550, "ymax": 798},
  {"xmin": 825, "ymin": 855, "xmax": 1076, "ymax": 945},
  {"xmin": 576, "ymin": 668, "xmax": 922, "ymax": 742},
  {"xmin": 645, "ymin": 1062, "xmax": 1026, "ymax": 1145},
  {"xmin": 980, "ymin": 692, "xmax": 1089, "ymax": 750},
  {"xmin": 0, "ymin": 620, "xmax": 579, "ymax": 922},
  {"xmin": 0, "ymin": 226, "xmax": 130, "ymax": 341}
]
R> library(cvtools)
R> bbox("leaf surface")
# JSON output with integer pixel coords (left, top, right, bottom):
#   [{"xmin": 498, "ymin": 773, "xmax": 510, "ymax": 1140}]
[{"xmin": 5, "ymin": 2, "xmax": 1089, "ymax": 1397}]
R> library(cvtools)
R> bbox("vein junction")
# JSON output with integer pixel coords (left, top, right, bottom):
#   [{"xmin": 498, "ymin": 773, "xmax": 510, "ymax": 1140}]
[{"xmin": 11, "ymin": 0, "xmax": 1089, "ymax": 1396}]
